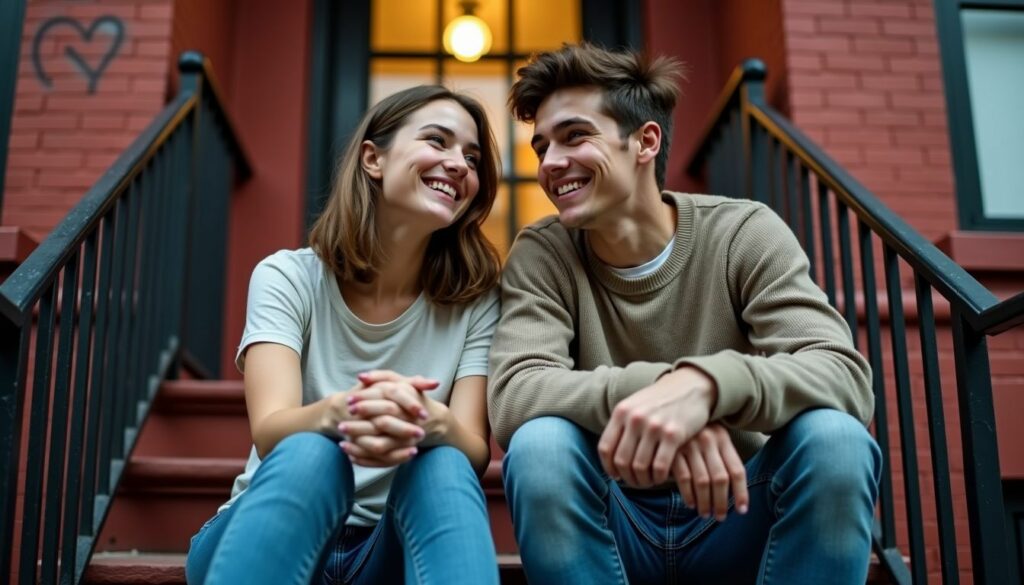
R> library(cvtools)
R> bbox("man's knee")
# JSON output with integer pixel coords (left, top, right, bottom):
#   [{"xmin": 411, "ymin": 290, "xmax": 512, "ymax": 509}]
[
  {"xmin": 781, "ymin": 409, "xmax": 881, "ymax": 494},
  {"xmin": 503, "ymin": 417, "xmax": 602, "ymax": 503}
]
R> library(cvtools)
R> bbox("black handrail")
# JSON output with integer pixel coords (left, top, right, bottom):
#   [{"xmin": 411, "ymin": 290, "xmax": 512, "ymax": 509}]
[
  {"xmin": 0, "ymin": 51, "xmax": 250, "ymax": 585},
  {"xmin": 687, "ymin": 59, "xmax": 1023, "ymax": 585}
]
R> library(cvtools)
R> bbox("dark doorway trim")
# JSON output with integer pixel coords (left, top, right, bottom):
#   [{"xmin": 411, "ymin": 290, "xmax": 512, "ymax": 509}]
[
  {"xmin": 304, "ymin": 0, "xmax": 370, "ymax": 234},
  {"xmin": 0, "ymin": 0, "xmax": 28, "ymax": 222},
  {"xmin": 582, "ymin": 0, "xmax": 644, "ymax": 50}
]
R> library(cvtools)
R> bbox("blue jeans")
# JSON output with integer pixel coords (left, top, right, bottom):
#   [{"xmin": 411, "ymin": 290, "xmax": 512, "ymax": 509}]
[
  {"xmin": 185, "ymin": 432, "xmax": 498, "ymax": 584},
  {"xmin": 503, "ymin": 409, "xmax": 882, "ymax": 584}
]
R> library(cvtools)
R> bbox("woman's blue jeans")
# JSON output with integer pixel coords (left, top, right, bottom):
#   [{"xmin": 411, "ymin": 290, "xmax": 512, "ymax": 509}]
[
  {"xmin": 503, "ymin": 409, "xmax": 882, "ymax": 584},
  {"xmin": 185, "ymin": 432, "xmax": 499, "ymax": 584}
]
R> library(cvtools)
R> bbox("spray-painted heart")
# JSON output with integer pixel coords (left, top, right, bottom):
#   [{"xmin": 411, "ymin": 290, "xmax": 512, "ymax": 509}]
[{"xmin": 32, "ymin": 15, "xmax": 126, "ymax": 94}]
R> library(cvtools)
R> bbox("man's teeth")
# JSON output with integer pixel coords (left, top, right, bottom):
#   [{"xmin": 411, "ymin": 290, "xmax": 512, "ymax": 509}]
[
  {"xmin": 428, "ymin": 181, "xmax": 458, "ymax": 200},
  {"xmin": 557, "ymin": 181, "xmax": 584, "ymax": 196}
]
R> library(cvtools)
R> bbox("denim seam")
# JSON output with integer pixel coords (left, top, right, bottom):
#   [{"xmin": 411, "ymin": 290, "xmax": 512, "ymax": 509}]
[
  {"xmin": 670, "ymin": 473, "xmax": 775, "ymax": 552},
  {"xmin": 608, "ymin": 486, "xmax": 665, "ymax": 549},
  {"xmin": 594, "ymin": 479, "xmax": 630, "ymax": 585},
  {"xmin": 340, "ymin": 524, "xmax": 384, "ymax": 584},
  {"xmin": 388, "ymin": 502, "xmax": 427, "ymax": 585}
]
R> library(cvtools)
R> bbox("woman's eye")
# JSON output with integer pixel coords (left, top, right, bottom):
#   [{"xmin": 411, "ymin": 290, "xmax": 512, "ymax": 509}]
[
  {"xmin": 427, "ymin": 135, "xmax": 446, "ymax": 146},
  {"xmin": 465, "ymin": 154, "xmax": 479, "ymax": 168}
]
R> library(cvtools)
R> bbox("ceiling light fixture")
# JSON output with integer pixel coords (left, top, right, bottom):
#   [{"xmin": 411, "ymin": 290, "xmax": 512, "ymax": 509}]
[{"xmin": 443, "ymin": 0, "xmax": 492, "ymax": 63}]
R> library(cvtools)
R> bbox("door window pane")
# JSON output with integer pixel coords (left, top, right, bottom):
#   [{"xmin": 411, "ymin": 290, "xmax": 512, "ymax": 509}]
[{"xmin": 372, "ymin": 0, "xmax": 438, "ymax": 52}]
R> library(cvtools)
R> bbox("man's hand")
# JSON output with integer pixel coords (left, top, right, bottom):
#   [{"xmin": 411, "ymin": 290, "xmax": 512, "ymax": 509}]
[
  {"xmin": 673, "ymin": 424, "xmax": 748, "ymax": 521},
  {"xmin": 598, "ymin": 366, "xmax": 717, "ymax": 487}
]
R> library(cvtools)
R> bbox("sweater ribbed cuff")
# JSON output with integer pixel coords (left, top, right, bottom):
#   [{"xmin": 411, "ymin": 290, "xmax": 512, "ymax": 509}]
[
  {"xmin": 674, "ymin": 352, "xmax": 755, "ymax": 422},
  {"xmin": 608, "ymin": 361, "xmax": 675, "ymax": 413}
]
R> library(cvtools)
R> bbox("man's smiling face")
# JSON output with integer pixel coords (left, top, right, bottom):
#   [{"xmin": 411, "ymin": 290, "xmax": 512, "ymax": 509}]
[{"xmin": 531, "ymin": 86, "xmax": 641, "ymax": 229}]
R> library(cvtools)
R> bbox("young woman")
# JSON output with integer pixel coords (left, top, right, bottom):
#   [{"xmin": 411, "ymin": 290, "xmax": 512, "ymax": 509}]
[{"xmin": 185, "ymin": 85, "xmax": 502, "ymax": 584}]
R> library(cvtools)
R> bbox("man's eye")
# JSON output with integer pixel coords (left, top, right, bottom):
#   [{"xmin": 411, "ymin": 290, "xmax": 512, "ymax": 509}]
[
  {"xmin": 567, "ymin": 130, "xmax": 586, "ymax": 140},
  {"xmin": 534, "ymin": 147, "xmax": 547, "ymax": 159}
]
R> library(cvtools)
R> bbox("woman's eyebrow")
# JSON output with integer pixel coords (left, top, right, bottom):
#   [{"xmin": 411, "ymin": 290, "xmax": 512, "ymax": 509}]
[{"xmin": 419, "ymin": 123, "xmax": 480, "ymax": 152}]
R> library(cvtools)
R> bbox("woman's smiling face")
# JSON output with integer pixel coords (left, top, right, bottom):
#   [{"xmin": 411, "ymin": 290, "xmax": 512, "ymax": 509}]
[{"xmin": 366, "ymin": 98, "xmax": 483, "ymax": 230}]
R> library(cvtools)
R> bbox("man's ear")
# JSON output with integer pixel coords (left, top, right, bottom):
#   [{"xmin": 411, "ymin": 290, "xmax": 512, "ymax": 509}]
[
  {"xmin": 636, "ymin": 121, "xmax": 662, "ymax": 165},
  {"xmin": 360, "ymin": 140, "xmax": 384, "ymax": 180}
]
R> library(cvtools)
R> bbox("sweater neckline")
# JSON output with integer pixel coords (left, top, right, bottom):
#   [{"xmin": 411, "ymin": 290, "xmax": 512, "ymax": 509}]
[{"xmin": 582, "ymin": 192, "xmax": 694, "ymax": 296}]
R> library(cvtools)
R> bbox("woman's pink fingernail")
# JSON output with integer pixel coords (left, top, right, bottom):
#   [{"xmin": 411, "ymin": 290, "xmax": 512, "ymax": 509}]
[
  {"xmin": 419, "ymin": 410, "xmax": 429, "ymax": 420},
  {"xmin": 337, "ymin": 423, "xmax": 347, "ymax": 434},
  {"xmin": 349, "ymin": 405, "xmax": 359, "ymax": 414},
  {"xmin": 408, "ymin": 448, "xmax": 418, "ymax": 456},
  {"xmin": 738, "ymin": 504, "xmax": 748, "ymax": 514}
]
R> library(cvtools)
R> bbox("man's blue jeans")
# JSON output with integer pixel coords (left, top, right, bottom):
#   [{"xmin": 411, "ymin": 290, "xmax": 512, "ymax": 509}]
[
  {"xmin": 185, "ymin": 432, "xmax": 499, "ymax": 584},
  {"xmin": 503, "ymin": 409, "xmax": 882, "ymax": 584}
]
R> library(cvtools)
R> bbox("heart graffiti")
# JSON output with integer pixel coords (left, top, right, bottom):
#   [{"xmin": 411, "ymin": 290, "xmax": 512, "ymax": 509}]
[{"xmin": 32, "ymin": 15, "xmax": 126, "ymax": 94}]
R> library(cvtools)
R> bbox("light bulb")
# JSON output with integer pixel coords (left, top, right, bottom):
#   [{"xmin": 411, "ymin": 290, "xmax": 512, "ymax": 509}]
[{"xmin": 443, "ymin": 14, "xmax": 492, "ymax": 63}]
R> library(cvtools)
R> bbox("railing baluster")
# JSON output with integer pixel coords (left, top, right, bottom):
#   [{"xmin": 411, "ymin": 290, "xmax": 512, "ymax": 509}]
[
  {"xmin": 749, "ymin": 120, "xmax": 769, "ymax": 205},
  {"xmin": 97, "ymin": 197, "xmax": 129, "ymax": 495},
  {"xmin": 799, "ymin": 165, "xmax": 815, "ymax": 282},
  {"xmin": 134, "ymin": 164, "xmax": 156, "ymax": 406},
  {"xmin": 883, "ymin": 245, "xmax": 927, "ymax": 583},
  {"xmin": 0, "ymin": 318, "xmax": 30, "ymax": 582},
  {"xmin": 80, "ymin": 212, "xmax": 116, "ymax": 535},
  {"xmin": 61, "ymin": 233, "xmax": 98, "ymax": 584},
  {"xmin": 817, "ymin": 182, "xmax": 837, "ymax": 306},
  {"xmin": 771, "ymin": 139, "xmax": 784, "ymax": 216},
  {"xmin": 729, "ymin": 106, "xmax": 742, "ymax": 197},
  {"xmin": 786, "ymin": 150, "xmax": 799, "ymax": 232},
  {"xmin": 17, "ymin": 283, "xmax": 58, "ymax": 585},
  {"xmin": 110, "ymin": 182, "xmax": 142, "ymax": 461},
  {"xmin": 39, "ymin": 256, "xmax": 80, "ymax": 584},
  {"xmin": 857, "ymin": 222, "xmax": 895, "ymax": 549},
  {"xmin": 951, "ymin": 310, "xmax": 1010, "ymax": 583},
  {"xmin": 914, "ymin": 273, "xmax": 959, "ymax": 584},
  {"xmin": 835, "ymin": 200, "xmax": 858, "ymax": 348}
]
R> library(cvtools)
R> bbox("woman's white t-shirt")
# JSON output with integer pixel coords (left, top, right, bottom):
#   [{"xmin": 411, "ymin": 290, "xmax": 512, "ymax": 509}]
[{"xmin": 223, "ymin": 248, "xmax": 500, "ymax": 527}]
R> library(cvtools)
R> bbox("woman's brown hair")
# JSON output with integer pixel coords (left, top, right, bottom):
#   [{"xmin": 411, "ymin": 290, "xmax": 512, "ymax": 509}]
[
  {"xmin": 308, "ymin": 85, "xmax": 501, "ymax": 305},
  {"xmin": 509, "ymin": 43, "xmax": 685, "ymax": 190}
]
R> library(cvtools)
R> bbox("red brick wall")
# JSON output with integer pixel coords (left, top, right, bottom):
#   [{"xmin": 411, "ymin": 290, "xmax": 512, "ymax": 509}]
[
  {"xmin": 783, "ymin": 0, "xmax": 955, "ymax": 242},
  {"xmin": 5, "ymin": 1, "xmax": 172, "ymax": 239}
]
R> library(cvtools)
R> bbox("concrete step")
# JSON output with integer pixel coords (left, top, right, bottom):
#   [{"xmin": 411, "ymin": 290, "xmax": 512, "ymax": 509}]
[
  {"xmin": 97, "ymin": 456, "xmax": 516, "ymax": 554},
  {"xmin": 135, "ymin": 380, "xmax": 250, "ymax": 458},
  {"xmin": 84, "ymin": 552, "xmax": 528, "ymax": 584},
  {"xmin": 84, "ymin": 551, "xmax": 894, "ymax": 584}
]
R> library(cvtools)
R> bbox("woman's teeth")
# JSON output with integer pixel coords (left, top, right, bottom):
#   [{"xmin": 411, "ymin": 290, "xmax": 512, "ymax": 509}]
[{"xmin": 427, "ymin": 180, "xmax": 458, "ymax": 200}]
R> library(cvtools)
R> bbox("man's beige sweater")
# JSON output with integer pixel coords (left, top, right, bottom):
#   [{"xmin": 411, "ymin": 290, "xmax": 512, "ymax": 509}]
[{"xmin": 487, "ymin": 192, "xmax": 873, "ymax": 458}]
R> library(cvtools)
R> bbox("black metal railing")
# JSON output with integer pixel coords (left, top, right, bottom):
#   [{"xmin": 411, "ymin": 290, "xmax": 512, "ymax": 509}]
[
  {"xmin": 0, "ymin": 51, "xmax": 250, "ymax": 585},
  {"xmin": 688, "ymin": 59, "xmax": 1024, "ymax": 585}
]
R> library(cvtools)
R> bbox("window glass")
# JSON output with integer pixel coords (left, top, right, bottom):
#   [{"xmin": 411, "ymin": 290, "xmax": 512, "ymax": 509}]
[
  {"xmin": 961, "ymin": 9, "xmax": 1024, "ymax": 219},
  {"xmin": 372, "ymin": 0, "xmax": 437, "ymax": 51}
]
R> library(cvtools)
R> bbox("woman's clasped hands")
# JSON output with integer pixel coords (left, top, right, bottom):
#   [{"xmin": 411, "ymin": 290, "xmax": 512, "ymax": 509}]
[{"xmin": 333, "ymin": 370, "xmax": 451, "ymax": 467}]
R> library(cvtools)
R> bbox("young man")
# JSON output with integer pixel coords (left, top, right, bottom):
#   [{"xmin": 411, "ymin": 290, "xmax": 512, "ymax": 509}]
[{"xmin": 488, "ymin": 43, "xmax": 882, "ymax": 584}]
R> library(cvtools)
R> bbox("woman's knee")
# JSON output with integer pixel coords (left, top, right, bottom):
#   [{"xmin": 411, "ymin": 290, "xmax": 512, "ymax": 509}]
[
  {"xmin": 393, "ymin": 445, "xmax": 477, "ymax": 491},
  {"xmin": 256, "ymin": 432, "xmax": 354, "ymax": 496}
]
